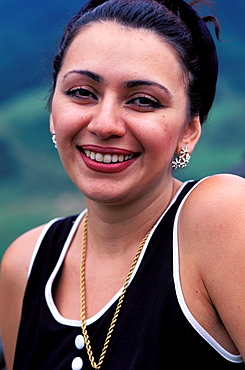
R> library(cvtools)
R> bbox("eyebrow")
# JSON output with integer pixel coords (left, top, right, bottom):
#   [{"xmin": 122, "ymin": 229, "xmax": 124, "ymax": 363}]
[
  {"xmin": 62, "ymin": 70, "xmax": 172, "ymax": 98},
  {"xmin": 62, "ymin": 70, "xmax": 103, "ymax": 83},
  {"xmin": 124, "ymin": 80, "xmax": 173, "ymax": 98}
]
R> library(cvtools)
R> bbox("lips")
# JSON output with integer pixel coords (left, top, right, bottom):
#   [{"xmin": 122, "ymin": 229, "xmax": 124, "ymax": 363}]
[
  {"xmin": 76, "ymin": 145, "xmax": 139, "ymax": 173},
  {"xmin": 83, "ymin": 150, "xmax": 134, "ymax": 164}
]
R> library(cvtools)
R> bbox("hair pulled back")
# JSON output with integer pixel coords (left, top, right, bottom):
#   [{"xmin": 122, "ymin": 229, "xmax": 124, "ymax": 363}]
[{"xmin": 49, "ymin": 0, "xmax": 220, "ymax": 123}]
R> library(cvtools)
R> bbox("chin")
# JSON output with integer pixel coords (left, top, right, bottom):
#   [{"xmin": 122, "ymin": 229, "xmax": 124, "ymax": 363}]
[{"xmin": 84, "ymin": 189, "xmax": 130, "ymax": 206}]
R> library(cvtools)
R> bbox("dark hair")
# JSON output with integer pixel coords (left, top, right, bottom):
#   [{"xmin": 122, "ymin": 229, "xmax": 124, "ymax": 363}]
[{"xmin": 48, "ymin": 0, "xmax": 220, "ymax": 123}]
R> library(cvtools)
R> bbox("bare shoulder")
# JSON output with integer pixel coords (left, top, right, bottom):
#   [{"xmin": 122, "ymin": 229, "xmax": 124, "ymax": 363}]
[
  {"xmin": 0, "ymin": 223, "xmax": 47, "ymax": 315},
  {"xmin": 0, "ymin": 224, "xmax": 46, "ymax": 369},
  {"xmin": 1, "ymin": 224, "xmax": 47, "ymax": 285},
  {"xmin": 0, "ymin": 223, "xmax": 47, "ymax": 317},
  {"xmin": 180, "ymin": 174, "xmax": 245, "ymax": 231},
  {"xmin": 179, "ymin": 174, "xmax": 245, "ymax": 263}
]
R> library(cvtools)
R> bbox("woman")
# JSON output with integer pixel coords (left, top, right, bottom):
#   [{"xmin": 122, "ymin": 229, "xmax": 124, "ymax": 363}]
[{"xmin": 0, "ymin": 0, "xmax": 244, "ymax": 369}]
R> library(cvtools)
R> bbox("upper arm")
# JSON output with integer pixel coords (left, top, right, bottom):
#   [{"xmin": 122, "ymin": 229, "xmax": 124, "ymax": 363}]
[
  {"xmin": 180, "ymin": 174, "xmax": 245, "ymax": 359},
  {"xmin": 0, "ymin": 224, "xmax": 46, "ymax": 370}
]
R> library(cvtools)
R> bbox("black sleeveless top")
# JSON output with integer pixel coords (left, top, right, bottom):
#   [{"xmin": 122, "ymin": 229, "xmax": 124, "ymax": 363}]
[{"xmin": 13, "ymin": 180, "xmax": 244, "ymax": 369}]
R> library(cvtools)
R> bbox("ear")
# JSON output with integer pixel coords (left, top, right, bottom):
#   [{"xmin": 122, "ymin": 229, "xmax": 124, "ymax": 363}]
[
  {"xmin": 176, "ymin": 116, "xmax": 201, "ymax": 154},
  {"xmin": 49, "ymin": 113, "xmax": 55, "ymax": 135}
]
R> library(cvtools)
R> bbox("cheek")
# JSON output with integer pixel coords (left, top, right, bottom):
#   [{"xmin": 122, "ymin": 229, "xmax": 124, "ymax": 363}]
[
  {"xmin": 136, "ymin": 119, "xmax": 178, "ymax": 156},
  {"xmin": 51, "ymin": 104, "xmax": 89, "ymax": 140}
]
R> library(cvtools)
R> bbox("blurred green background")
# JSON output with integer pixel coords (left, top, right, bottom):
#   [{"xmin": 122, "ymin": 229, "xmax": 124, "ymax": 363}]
[{"xmin": 0, "ymin": 0, "xmax": 244, "ymax": 258}]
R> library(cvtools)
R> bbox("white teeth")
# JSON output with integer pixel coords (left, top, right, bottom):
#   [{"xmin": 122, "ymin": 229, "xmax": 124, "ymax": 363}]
[
  {"xmin": 118, "ymin": 155, "xmax": 124, "ymax": 163},
  {"xmin": 95, "ymin": 153, "xmax": 103, "ymax": 162},
  {"xmin": 84, "ymin": 150, "xmax": 133, "ymax": 164},
  {"xmin": 103, "ymin": 154, "xmax": 112, "ymax": 163}
]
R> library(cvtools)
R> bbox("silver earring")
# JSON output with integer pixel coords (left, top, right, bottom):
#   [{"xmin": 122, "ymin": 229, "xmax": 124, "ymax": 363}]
[
  {"xmin": 172, "ymin": 147, "xmax": 191, "ymax": 169},
  {"xmin": 52, "ymin": 133, "xmax": 58, "ymax": 149}
]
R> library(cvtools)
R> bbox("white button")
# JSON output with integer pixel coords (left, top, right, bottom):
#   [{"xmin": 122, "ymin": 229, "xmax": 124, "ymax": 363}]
[
  {"xmin": 71, "ymin": 356, "xmax": 83, "ymax": 370},
  {"xmin": 75, "ymin": 334, "xmax": 85, "ymax": 350}
]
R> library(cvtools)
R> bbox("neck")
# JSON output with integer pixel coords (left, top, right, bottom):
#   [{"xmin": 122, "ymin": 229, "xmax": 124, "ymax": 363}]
[{"xmin": 83, "ymin": 178, "xmax": 182, "ymax": 257}]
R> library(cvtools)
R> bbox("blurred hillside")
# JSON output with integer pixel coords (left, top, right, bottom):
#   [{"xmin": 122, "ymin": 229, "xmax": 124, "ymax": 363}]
[{"xmin": 0, "ymin": 0, "xmax": 245, "ymax": 257}]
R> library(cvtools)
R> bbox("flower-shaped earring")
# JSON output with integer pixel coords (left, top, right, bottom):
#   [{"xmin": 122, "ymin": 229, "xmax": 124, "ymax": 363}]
[
  {"xmin": 172, "ymin": 147, "xmax": 191, "ymax": 169},
  {"xmin": 52, "ymin": 133, "xmax": 58, "ymax": 149}
]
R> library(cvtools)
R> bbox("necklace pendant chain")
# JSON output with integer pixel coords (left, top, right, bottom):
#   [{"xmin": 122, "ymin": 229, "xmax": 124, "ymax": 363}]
[{"xmin": 80, "ymin": 213, "xmax": 152, "ymax": 369}]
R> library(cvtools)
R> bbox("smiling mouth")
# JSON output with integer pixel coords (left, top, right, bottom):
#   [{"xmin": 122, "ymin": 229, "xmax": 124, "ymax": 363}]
[
  {"xmin": 83, "ymin": 149, "xmax": 134, "ymax": 163},
  {"xmin": 77, "ymin": 146, "xmax": 139, "ymax": 164}
]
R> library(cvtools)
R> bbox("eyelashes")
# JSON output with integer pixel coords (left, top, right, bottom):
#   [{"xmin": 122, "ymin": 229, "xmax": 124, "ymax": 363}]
[
  {"xmin": 126, "ymin": 96, "xmax": 165, "ymax": 110},
  {"xmin": 64, "ymin": 87, "xmax": 166, "ymax": 111},
  {"xmin": 65, "ymin": 87, "xmax": 98, "ymax": 100}
]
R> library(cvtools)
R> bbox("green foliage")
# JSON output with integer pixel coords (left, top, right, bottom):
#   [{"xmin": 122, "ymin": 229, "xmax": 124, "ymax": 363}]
[{"xmin": 0, "ymin": 0, "xmax": 244, "ymax": 258}]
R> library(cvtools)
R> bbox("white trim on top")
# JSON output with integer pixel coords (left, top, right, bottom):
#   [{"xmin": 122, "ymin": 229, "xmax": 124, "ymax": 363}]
[
  {"xmin": 27, "ymin": 217, "xmax": 63, "ymax": 278},
  {"xmin": 172, "ymin": 177, "xmax": 243, "ymax": 363}
]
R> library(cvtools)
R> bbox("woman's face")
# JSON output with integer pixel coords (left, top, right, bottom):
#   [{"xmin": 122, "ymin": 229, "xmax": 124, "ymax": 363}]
[{"xmin": 50, "ymin": 21, "xmax": 200, "ymax": 205}]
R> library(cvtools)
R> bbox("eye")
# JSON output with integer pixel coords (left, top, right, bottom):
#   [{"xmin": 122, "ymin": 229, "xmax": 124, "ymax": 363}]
[
  {"xmin": 65, "ymin": 87, "xmax": 98, "ymax": 102},
  {"xmin": 126, "ymin": 95, "xmax": 165, "ymax": 111}
]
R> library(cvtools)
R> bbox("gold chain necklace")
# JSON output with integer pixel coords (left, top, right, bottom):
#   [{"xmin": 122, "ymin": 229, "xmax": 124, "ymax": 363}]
[{"xmin": 80, "ymin": 213, "xmax": 152, "ymax": 369}]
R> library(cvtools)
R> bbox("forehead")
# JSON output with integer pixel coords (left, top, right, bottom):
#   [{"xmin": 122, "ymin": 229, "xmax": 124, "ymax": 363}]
[{"xmin": 59, "ymin": 21, "xmax": 185, "ymax": 89}]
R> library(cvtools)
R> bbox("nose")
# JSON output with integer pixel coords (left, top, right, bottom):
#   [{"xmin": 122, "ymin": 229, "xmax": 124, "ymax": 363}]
[{"xmin": 87, "ymin": 98, "xmax": 127, "ymax": 140}]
